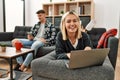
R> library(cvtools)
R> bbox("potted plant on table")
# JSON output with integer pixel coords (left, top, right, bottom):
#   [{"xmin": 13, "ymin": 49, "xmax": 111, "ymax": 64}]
[{"xmin": 0, "ymin": 43, "xmax": 7, "ymax": 52}]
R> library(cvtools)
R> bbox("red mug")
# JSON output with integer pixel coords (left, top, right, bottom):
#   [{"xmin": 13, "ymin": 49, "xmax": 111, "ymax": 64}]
[{"xmin": 15, "ymin": 42, "xmax": 23, "ymax": 51}]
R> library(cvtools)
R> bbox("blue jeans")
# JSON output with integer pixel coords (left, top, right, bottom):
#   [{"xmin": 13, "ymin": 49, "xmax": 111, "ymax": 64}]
[{"xmin": 16, "ymin": 39, "xmax": 44, "ymax": 67}]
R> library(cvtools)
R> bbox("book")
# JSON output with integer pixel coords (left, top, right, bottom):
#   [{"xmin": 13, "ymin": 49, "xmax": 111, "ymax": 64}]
[{"xmin": 84, "ymin": 4, "xmax": 91, "ymax": 15}]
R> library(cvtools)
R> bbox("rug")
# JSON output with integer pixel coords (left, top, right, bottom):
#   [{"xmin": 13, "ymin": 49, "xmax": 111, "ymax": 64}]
[{"xmin": 0, "ymin": 69, "xmax": 32, "ymax": 80}]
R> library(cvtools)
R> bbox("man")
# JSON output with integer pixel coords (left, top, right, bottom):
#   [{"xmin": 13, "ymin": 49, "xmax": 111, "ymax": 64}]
[{"xmin": 12, "ymin": 9, "xmax": 56, "ymax": 71}]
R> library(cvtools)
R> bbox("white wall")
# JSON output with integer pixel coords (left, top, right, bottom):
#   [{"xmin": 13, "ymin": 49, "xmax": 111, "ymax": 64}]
[
  {"xmin": 25, "ymin": 0, "xmax": 65, "ymax": 26},
  {"xmin": 0, "ymin": 0, "xmax": 4, "ymax": 32},
  {"xmin": 25, "ymin": 0, "xmax": 120, "ymax": 37},
  {"xmin": 94, "ymin": 0, "xmax": 120, "ymax": 37}
]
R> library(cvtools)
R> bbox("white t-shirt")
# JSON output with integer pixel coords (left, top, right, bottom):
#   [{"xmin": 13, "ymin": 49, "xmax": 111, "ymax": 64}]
[
  {"xmin": 72, "ymin": 39, "xmax": 78, "ymax": 49},
  {"xmin": 69, "ymin": 39, "xmax": 78, "ymax": 49},
  {"xmin": 34, "ymin": 24, "xmax": 45, "ymax": 40}
]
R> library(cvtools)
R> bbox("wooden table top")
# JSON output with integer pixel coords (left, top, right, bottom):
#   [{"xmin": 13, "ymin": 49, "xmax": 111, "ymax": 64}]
[{"xmin": 0, "ymin": 47, "xmax": 34, "ymax": 58}]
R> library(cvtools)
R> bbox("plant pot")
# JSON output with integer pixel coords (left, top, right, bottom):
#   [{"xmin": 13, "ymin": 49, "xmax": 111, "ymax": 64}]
[{"xmin": 1, "ymin": 47, "xmax": 6, "ymax": 52}]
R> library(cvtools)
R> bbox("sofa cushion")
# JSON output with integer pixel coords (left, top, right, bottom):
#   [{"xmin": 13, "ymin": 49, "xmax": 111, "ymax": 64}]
[
  {"xmin": 13, "ymin": 26, "xmax": 32, "ymax": 39},
  {"xmin": 87, "ymin": 28, "xmax": 106, "ymax": 48},
  {"xmin": 36, "ymin": 46, "xmax": 55, "ymax": 58},
  {"xmin": 0, "ymin": 32, "xmax": 13, "ymax": 41}
]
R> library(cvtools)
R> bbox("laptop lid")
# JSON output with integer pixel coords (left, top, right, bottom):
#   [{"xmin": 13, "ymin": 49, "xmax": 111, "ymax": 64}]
[{"xmin": 67, "ymin": 48, "xmax": 110, "ymax": 69}]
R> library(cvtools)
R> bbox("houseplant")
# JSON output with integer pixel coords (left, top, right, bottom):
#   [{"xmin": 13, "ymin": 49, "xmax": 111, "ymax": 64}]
[
  {"xmin": 0, "ymin": 43, "xmax": 7, "ymax": 52},
  {"xmin": 50, "ymin": 0, "xmax": 52, "ymax": 2},
  {"xmin": 67, "ymin": 0, "xmax": 73, "ymax": 1},
  {"xmin": 60, "ymin": 10, "xmax": 64, "ymax": 15}
]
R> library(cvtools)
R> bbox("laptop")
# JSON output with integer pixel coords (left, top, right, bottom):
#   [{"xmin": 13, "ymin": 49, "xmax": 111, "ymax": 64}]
[{"xmin": 65, "ymin": 48, "xmax": 110, "ymax": 69}]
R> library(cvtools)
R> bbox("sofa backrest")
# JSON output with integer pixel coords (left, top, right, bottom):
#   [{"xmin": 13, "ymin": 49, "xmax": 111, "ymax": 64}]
[
  {"xmin": 87, "ymin": 28, "xmax": 106, "ymax": 48},
  {"xmin": 13, "ymin": 26, "xmax": 32, "ymax": 39}
]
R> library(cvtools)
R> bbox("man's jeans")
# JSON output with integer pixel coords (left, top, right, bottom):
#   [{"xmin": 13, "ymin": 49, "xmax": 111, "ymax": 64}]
[{"xmin": 16, "ymin": 39, "xmax": 44, "ymax": 67}]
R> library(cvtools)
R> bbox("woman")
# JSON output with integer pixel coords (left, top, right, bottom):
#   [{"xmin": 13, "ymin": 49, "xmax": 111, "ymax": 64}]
[{"xmin": 56, "ymin": 11, "xmax": 92, "ymax": 59}]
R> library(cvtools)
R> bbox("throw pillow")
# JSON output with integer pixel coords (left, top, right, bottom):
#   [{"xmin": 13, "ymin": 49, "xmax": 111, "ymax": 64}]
[
  {"xmin": 85, "ymin": 19, "xmax": 95, "ymax": 31},
  {"xmin": 97, "ymin": 28, "xmax": 117, "ymax": 48}
]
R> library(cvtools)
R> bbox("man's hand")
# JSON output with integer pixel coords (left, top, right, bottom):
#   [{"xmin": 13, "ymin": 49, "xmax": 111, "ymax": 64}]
[
  {"xmin": 40, "ymin": 38, "xmax": 48, "ymax": 43},
  {"xmin": 84, "ymin": 46, "xmax": 92, "ymax": 50},
  {"xmin": 27, "ymin": 34, "xmax": 34, "ymax": 40}
]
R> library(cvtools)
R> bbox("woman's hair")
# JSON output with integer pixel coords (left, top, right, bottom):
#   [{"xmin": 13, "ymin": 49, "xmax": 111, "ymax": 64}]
[{"xmin": 60, "ymin": 11, "xmax": 82, "ymax": 40}]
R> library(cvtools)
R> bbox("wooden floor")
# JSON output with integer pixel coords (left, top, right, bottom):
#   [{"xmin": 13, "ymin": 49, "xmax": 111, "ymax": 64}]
[{"xmin": 0, "ymin": 58, "xmax": 32, "ymax": 80}]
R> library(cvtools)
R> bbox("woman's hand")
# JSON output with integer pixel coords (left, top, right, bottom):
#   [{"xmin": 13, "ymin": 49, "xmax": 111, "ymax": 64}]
[
  {"xmin": 66, "ymin": 53, "xmax": 71, "ymax": 59},
  {"xmin": 84, "ymin": 46, "xmax": 92, "ymax": 50}
]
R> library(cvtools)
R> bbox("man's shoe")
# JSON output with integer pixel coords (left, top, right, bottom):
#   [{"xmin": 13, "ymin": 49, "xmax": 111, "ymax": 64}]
[{"xmin": 14, "ymin": 64, "xmax": 22, "ymax": 72}]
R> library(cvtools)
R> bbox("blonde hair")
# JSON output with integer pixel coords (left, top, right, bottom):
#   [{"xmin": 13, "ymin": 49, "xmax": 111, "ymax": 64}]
[{"xmin": 60, "ymin": 11, "xmax": 82, "ymax": 40}]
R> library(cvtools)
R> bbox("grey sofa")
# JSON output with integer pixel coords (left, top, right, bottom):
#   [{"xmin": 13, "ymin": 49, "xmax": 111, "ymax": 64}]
[{"xmin": 31, "ymin": 28, "xmax": 119, "ymax": 80}]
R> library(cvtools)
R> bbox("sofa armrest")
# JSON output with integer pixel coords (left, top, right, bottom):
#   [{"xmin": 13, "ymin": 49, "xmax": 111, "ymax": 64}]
[
  {"xmin": 0, "ymin": 32, "xmax": 13, "ymax": 41},
  {"xmin": 31, "ymin": 51, "xmax": 114, "ymax": 80},
  {"xmin": 36, "ymin": 46, "xmax": 55, "ymax": 58},
  {"xmin": 108, "ymin": 37, "xmax": 119, "ymax": 69}
]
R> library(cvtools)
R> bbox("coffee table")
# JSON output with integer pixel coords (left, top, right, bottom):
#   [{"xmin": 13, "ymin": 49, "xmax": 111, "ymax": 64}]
[{"xmin": 0, "ymin": 47, "xmax": 34, "ymax": 80}]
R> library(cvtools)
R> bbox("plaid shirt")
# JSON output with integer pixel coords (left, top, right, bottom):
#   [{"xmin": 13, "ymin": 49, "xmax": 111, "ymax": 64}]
[
  {"xmin": 30, "ymin": 21, "xmax": 56, "ymax": 46},
  {"xmin": 97, "ymin": 28, "xmax": 117, "ymax": 48}
]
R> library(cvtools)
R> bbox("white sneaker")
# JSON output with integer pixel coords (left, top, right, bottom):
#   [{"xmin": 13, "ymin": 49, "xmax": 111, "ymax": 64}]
[{"xmin": 85, "ymin": 20, "xmax": 96, "ymax": 31}]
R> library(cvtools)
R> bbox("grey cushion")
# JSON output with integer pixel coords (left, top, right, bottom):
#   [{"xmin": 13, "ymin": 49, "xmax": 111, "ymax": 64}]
[
  {"xmin": 36, "ymin": 46, "xmax": 55, "ymax": 58},
  {"xmin": 87, "ymin": 28, "xmax": 106, "ymax": 48},
  {"xmin": 31, "ymin": 51, "xmax": 114, "ymax": 80},
  {"xmin": 13, "ymin": 26, "xmax": 32, "ymax": 39}
]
